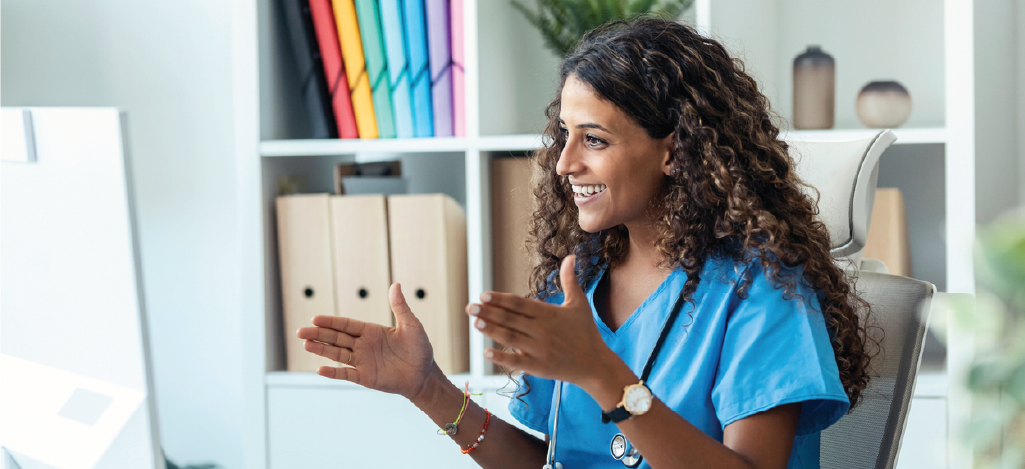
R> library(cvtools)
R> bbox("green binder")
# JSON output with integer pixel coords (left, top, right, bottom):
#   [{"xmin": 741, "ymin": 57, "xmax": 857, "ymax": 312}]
[{"xmin": 354, "ymin": 0, "xmax": 396, "ymax": 138}]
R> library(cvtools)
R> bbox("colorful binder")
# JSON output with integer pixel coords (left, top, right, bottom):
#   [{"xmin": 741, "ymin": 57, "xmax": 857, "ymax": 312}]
[
  {"xmin": 354, "ymin": 0, "xmax": 397, "ymax": 138},
  {"xmin": 425, "ymin": 0, "xmax": 453, "ymax": 137},
  {"xmin": 404, "ymin": 0, "xmax": 434, "ymax": 137},
  {"xmin": 280, "ymin": 0, "xmax": 338, "ymax": 138},
  {"xmin": 379, "ymin": 0, "xmax": 415, "ymax": 138},
  {"xmin": 308, "ymin": 0, "xmax": 359, "ymax": 138},
  {"xmin": 450, "ymin": 0, "xmax": 465, "ymax": 137},
  {"xmin": 331, "ymin": 0, "xmax": 379, "ymax": 138}
]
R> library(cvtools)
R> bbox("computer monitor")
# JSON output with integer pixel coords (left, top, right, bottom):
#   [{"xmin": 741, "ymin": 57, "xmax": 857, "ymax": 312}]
[{"xmin": 0, "ymin": 108, "xmax": 163, "ymax": 469}]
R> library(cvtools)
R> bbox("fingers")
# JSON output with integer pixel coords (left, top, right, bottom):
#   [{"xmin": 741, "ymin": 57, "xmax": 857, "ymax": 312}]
[
  {"xmin": 317, "ymin": 365, "xmax": 361, "ymax": 384},
  {"xmin": 296, "ymin": 324, "xmax": 356, "ymax": 349},
  {"xmin": 477, "ymin": 291, "xmax": 541, "ymax": 318},
  {"xmin": 472, "ymin": 311, "xmax": 533, "ymax": 350},
  {"xmin": 309, "ymin": 315, "xmax": 367, "ymax": 337},
  {"xmin": 303, "ymin": 339, "xmax": 356, "ymax": 365},
  {"xmin": 559, "ymin": 255, "xmax": 586, "ymax": 307},
  {"xmin": 467, "ymin": 303, "xmax": 532, "ymax": 337},
  {"xmin": 484, "ymin": 348, "xmax": 528, "ymax": 372}
]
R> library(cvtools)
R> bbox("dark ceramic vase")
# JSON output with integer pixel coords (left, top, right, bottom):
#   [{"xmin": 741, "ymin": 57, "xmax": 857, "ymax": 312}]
[{"xmin": 793, "ymin": 45, "xmax": 835, "ymax": 129}]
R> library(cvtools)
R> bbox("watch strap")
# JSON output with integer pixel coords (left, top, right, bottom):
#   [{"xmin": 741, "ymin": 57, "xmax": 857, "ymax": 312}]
[{"xmin": 601, "ymin": 406, "xmax": 631, "ymax": 424}]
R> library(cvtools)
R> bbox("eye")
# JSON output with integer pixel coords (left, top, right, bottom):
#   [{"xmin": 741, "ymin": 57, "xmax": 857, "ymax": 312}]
[
  {"xmin": 585, "ymin": 134, "xmax": 608, "ymax": 148},
  {"xmin": 559, "ymin": 127, "xmax": 569, "ymax": 139}
]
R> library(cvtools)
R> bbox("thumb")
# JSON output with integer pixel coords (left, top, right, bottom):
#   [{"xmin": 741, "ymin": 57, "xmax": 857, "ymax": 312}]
[
  {"xmin": 560, "ymin": 255, "xmax": 586, "ymax": 306},
  {"xmin": 389, "ymin": 283, "xmax": 420, "ymax": 327}
]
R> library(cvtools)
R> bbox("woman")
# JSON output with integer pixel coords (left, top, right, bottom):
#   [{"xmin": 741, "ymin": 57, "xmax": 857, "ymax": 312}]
[{"xmin": 296, "ymin": 18, "xmax": 872, "ymax": 469}]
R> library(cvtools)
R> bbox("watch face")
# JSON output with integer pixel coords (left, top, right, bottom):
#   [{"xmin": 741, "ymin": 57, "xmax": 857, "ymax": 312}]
[{"xmin": 624, "ymin": 385, "xmax": 652, "ymax": 414}]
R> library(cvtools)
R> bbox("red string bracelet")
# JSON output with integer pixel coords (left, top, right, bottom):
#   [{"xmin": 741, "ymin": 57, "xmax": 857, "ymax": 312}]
[{"xmin": 460, "ymin": 409, "xmax": 491, "ymax": 455}]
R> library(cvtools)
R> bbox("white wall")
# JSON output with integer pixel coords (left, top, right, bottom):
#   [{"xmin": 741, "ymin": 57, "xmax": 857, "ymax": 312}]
[
  {"xmin": 975, "ymin": 0, "xmax": 1022, "ymax": 224},
  {"xmin": 1, "ymin": 1, "xmax": 244, "ymax": 468},
  {"xmin": 1019, "ymin": 0, "xmax": 1025, "ymax": 207}
]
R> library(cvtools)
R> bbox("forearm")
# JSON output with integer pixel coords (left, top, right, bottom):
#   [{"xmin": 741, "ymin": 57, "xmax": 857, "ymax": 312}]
[
  {"xmin": 580, "ymin": 355, "xmax": 758, "ymax": 469},
  {"xmin": 411, "ymin": 363, "xmax": 547, "ymax": 469}
]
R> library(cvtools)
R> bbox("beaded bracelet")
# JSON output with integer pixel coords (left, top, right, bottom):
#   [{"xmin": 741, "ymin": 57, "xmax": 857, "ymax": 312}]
[
  {"xmin": 460, "ymin": 409, "xmax": 491, "ymax": 455},
  {"xmin": 439, "ymin": 381, "xmax": 472, "ymax": 436}
]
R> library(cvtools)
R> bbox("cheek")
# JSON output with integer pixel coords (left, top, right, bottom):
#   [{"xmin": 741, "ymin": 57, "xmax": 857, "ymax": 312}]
[{"xmin": 612, "ymin": 169, "xmax": 663, "ymax": 205}]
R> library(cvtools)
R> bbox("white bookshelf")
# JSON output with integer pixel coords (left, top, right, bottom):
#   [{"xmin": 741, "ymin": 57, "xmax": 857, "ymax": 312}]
[{"xmin": 234, "ymin": 1, "xmax": 981, "ymax": 467}]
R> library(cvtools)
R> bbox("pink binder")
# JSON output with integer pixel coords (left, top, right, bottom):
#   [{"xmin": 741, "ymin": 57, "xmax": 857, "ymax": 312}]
[{"xmin": 450, "ymin": 0, "xmax": 465, "ymax": 137}]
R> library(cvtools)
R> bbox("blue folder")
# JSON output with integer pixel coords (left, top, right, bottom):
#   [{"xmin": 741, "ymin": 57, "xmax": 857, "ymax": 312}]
[{"xmin": 404, "ymin": 0, "xmax": 434, "ymax": 137}]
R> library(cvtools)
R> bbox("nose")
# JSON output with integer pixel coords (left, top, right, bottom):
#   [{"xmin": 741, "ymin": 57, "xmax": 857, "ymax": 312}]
[{"xmin": 555, "ymin": 138, "xmax": 584, "ymax": 177}]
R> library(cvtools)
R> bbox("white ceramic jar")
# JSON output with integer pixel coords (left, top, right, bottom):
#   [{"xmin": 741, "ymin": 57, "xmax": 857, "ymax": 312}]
[{"xmin": 856, "ymin": 81, "xmax": 912, "ymax": 128}]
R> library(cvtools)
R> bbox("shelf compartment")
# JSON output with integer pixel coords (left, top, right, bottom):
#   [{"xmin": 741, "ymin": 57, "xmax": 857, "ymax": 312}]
[
  {"xmin": 261, "ymin": 137, "xmax": 474, "ymax": 156},
  {"xmin": 707, "ymin": 0, "xmax": 945, "ymax": 130}
]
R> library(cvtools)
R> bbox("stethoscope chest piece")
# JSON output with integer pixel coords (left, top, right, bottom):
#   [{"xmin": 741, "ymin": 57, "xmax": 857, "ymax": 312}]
[{"xmin": 611, "ymin": 433, "xmax": 643, "ymax": 468}]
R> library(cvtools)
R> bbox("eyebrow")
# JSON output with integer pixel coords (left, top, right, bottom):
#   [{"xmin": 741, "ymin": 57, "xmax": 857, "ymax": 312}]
[{"xmin": 558, "ymin": 118, "xmax": 611, "ymax": 134}]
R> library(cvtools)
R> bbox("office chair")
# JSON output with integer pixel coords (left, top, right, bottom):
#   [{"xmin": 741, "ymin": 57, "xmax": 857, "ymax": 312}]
[
  {"xmin": 819, "ymin": 272, "xmax": 935, "ymax": 469},
  {"xmin": 786, "ymin": 130, "xmax": 937, "ymax": 468}
]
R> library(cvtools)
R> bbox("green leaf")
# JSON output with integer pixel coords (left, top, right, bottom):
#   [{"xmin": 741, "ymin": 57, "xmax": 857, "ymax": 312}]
[
  {"xmin": 509, "ymin": 0, "xmax": 696, "ymax": 56},
  {"xmin": 627, "ymin": 0, "xmax": 658, "ymax": 17}
]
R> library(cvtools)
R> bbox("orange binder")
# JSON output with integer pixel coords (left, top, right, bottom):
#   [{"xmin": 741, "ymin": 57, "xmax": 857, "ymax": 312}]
[
  {"xmin": 332, "ymin": 0, "xmax": 379, "ymax": 138},
  {"xmin": 276, "ymin": 194, "xmax": 340, "ymax": 372},
  {"xmin": 387, "ymin": 194, "xmax": 469, "ymax": 375}
]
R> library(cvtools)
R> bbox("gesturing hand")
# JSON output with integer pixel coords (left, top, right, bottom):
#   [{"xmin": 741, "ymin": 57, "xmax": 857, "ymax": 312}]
[
  {"xmin": 468, "ymin": 255, "xmax": 612, "ymax": 387},
  {"xmin": 296, "ymin": 283, "xmax": 435, "ymax": 400}
]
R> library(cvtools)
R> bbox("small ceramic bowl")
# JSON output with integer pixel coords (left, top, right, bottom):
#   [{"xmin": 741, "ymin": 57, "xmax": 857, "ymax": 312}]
[{"xmin": 856, "ymin": 81, "xmax": 911, "ymax": 128}]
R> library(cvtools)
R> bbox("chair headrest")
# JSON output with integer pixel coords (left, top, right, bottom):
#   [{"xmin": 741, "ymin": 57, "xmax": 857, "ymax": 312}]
[{"xmin": 786, "ymin": 130, "xmax": 897, "ymax": 260}]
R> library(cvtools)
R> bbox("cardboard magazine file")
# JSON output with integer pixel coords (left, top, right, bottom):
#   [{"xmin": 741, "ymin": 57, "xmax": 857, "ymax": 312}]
[
  {"xmin": 387, "ymin": 194, "xmax": 469, "ymax": 374},
  {"xmin": 491, "ymin": 157, "xmax": 534, "ymax": 298},
  {"xmin": 863, "ymin": 188, "xmax": 913, "ymax": 277},
  {"xmin": 330, "ymin": 195, "xmax": 393, "ymax": 328},
  {"xmin": 276, "ymin": 194, "xmax": 340, "ymax": 372}
]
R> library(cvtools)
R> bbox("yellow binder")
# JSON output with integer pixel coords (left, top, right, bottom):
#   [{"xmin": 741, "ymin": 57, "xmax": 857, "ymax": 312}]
[{"xmin": 332, "ymin": 0, "xmax": 379, "ymax": 139}]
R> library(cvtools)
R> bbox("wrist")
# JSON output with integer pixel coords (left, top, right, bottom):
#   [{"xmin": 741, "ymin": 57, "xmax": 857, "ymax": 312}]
[
  {"xmin": 579, "ymin": 349, "xmax": 639, "ymax": 412},
  {"xmin": 409, "ymin": 362, "xmax": 446, "ymax": 409}
]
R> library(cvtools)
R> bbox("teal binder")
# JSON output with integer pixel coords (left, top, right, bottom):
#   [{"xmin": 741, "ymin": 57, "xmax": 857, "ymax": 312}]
[{"xmin": 354, "ymin": 0, "xmax": 396, "ymax": 138}]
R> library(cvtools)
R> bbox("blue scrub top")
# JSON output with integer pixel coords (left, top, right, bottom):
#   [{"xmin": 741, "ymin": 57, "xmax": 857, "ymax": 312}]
[{"xmin": 509, "ymin": 255, "xmax": 849, "ymax": 468}]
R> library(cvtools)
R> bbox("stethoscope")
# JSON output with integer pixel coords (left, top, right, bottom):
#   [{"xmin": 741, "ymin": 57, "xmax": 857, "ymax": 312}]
[{"xmin": 543, "ymin": 285, "xmax": 688, "ymax": 468}]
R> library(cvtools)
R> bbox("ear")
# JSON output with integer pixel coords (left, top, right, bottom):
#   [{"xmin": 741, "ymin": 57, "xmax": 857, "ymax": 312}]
[{"xmin": 661, "ymin": 132, "xmax": 676, "ymax": 176}]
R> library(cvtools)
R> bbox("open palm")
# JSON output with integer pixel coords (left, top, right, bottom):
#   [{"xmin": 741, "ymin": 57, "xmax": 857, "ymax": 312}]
[{"xmin": 296, "ymin": 283, "xmax": 435, "ymax": 400}]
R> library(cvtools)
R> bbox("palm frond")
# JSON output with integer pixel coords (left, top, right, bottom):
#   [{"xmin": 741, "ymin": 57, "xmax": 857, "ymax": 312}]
[{"xmin": 510, "ymin": 0, "xmax": 695, "ymax": 56}]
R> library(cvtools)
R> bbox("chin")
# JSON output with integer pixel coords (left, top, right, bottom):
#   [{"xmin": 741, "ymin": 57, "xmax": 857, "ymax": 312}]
[{"xmin": 576, "ymin": 216, "xmax": 612, "ymax": 234}]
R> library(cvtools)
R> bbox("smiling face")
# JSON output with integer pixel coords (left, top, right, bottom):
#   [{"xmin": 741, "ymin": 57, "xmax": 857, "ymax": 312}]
[{"xmin": 556, "ymin": 75, "xmax": 674, "ymax": 233}]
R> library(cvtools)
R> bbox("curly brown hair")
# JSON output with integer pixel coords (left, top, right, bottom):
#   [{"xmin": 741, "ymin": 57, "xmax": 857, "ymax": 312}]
[{"xmin": 525, "ymin": 18, "xmax": 874, "ymax": 409}]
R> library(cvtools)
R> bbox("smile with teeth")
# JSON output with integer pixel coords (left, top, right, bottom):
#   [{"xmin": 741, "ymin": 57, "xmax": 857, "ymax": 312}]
[{"xmin": 572, "ymin": 183, "xmax": 607, "ymax": 197}]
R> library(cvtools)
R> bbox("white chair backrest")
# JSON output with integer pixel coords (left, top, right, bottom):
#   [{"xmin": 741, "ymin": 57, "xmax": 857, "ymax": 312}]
[{"xmin": 786, "ymin": 130, "xmax": 897, "ymax": 266}]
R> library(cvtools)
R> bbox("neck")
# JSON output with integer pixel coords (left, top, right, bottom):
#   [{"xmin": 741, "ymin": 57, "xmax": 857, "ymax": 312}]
[{"xmin": 620, "ymin": 219, "xmax": 668, "ymax": 274}]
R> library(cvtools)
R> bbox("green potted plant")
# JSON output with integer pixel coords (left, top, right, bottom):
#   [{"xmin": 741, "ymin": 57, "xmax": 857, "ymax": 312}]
[
  {"xmin": 511, "ymin": 0, "xmax": 695, "ymax": 57},
  {"xmin": 946, "ymin": 209, "xmax": 1025, "ymax": 467}
]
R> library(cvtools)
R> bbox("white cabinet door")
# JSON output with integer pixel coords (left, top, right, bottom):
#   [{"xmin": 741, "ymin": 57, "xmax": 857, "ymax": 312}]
[{"xmin": 268, "ymin": 386, "xmax": 481, "ymax": 468}]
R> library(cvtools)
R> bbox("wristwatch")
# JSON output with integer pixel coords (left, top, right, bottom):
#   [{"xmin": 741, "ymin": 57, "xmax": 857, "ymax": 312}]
[{"xmin": 601, "ymin": 381, "xmax": 653, "ymax": 423}]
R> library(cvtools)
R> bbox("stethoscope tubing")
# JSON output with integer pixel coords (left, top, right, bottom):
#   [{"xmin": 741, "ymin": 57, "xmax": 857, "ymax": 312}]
[
  {"xmin": 543, "ymin": 380, "xmax": 564, "ymax": 469},
  {"xmin": 543, "ymin": 282, "xmax": 688, "ymax": 469}
]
